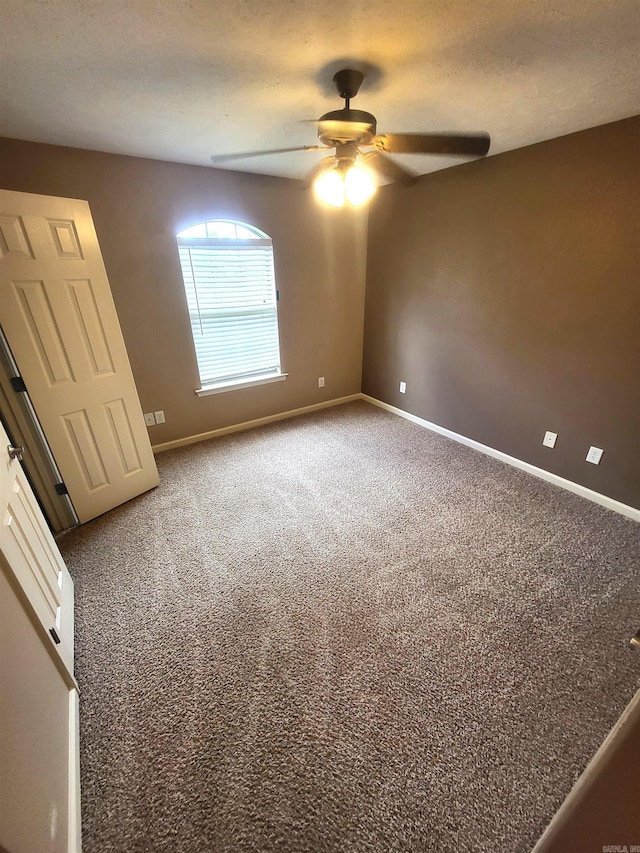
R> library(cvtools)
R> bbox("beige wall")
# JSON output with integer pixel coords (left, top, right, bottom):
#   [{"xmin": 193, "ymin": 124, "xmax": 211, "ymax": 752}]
[
  {"xmin": 363, "ymin": 116, "xmax": 640, "ymax": 509},
  {"xmin": 0, "ymin": 138, "xmax": 368, "ymax": 445}
]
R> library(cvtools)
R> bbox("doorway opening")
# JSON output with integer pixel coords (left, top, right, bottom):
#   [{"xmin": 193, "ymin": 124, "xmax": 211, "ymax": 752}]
[{"xmin": 0, "ymin": 326, "xmax": 78, "ymax": 533}]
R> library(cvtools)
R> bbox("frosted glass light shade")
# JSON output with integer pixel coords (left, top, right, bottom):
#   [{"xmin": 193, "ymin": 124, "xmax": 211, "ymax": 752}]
[
  {"xmin": 313, "ymin": 168, "xmax": 345, "ymax": 207},
  {"xmin": 344, "ymin": 165, "xmax": 375, "ymax": 206},
  {"xmin": 313, "ymin": 163, "xmax": 376, "ymax": 208}
]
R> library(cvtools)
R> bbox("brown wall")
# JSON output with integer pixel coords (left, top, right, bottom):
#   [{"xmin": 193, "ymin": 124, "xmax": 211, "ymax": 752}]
[
  {"xmin": 2, "ymin": 120, "xmax": 638, "ymax": 508},
  {"xmin": 362, "ymin": 116, "xmax": 640, "ymax": 509},
  {"xmin": 0, "ymin": 139, "xmax": 367, "ymax": 445}
]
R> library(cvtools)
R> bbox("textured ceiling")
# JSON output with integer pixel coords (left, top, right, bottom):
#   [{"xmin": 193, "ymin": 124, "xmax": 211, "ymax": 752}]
[{"xmin": 1, "ymin": 0, "xmax": 639, "ymax": 181}]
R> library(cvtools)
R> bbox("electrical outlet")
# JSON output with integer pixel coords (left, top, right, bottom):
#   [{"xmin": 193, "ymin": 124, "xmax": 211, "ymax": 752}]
[
  {"xmin": 586, "ymin": 446, "xmax": 603, "ymax": 465},
  {"xmin": 318, "ymin": 377, "xmax": 325, "ymax": 388},
  {"xmin": 143, "ymin": 412, "xmax": 155, "ymax": 427},
  {"xmin": 154, "ymin": 410, "xmax": 166, "ymax": 424},
  {"xmin": 399, "ymin": 381, "xmax": 406, "ymax": 394},
  {"xmin": 543, "ymin": 431, "xmax": 557, "ymax": 448}
]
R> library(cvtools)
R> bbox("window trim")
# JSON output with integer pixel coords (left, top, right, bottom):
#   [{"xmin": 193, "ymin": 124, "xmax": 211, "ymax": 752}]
[{"xmin": 195, "ymin": 371, "xmax": 288, "ymax": 397}]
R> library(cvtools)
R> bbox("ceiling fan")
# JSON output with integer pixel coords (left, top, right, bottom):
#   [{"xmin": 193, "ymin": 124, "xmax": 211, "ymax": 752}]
[{"xmin": 211, "ymin": 69, "xmax": 491, "ymax": 207}]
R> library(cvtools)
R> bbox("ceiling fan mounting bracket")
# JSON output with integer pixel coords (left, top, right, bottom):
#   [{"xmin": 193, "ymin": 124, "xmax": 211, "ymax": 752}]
[{"xmin": 332, "ymin": 69, "xmax": 364, "ymax": 102}]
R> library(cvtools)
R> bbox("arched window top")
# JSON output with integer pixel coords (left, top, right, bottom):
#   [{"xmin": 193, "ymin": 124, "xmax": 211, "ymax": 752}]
[{"xmin": 177, "ymin": 219, "xmax": 269, "ymax": 240}]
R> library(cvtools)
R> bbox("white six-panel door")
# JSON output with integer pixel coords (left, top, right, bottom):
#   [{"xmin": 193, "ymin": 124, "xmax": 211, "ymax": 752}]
[{"xmin": 0, "ymin": 190, "xmax": 158, "ymax": 523}]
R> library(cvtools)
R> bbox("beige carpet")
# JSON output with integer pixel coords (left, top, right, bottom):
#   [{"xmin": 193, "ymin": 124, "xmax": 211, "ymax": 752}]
[{"xmin": 59, "ymin": 401, "xmax": 640, "ymax": 852}]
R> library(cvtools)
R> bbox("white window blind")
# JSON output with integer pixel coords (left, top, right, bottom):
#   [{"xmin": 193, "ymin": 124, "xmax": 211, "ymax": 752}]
[{"xmin": 177, "ymin": 232, "xmax": 282, "ymax": 389}]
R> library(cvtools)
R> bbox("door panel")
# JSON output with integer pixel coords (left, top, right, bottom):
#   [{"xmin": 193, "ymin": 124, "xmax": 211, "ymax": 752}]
[{"xmin": 0, "ymin": 190, "xmax": 159, "ymax": 523}]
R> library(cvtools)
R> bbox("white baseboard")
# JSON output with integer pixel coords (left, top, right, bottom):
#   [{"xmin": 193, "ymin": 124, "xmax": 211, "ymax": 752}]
[
  {"xmin": 361, "ymin": 394, "xmax": 640, "ymax": 523},
  {"xmin": 152, "ymin": 391, "xmax": 639, "ymax": 522},
  {"xmin": 152, "ymin": 394, "xmax": 361, "ymax": 453}
]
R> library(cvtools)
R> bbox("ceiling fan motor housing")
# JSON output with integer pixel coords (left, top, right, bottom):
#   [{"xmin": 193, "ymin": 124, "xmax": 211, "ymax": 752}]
[{"xmin": 317, "ymin": 109, "xmax": 377, "ymax": 146}]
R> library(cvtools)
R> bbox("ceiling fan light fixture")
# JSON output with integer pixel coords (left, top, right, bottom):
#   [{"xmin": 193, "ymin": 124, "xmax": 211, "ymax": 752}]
[
  {"xmin": 344, "ymin": 163, "xmax": 376, "ymax": 206},
  {"xmin": 313, "ymin": 161, "xmax": 376, "ymax": 208},
  {"xmin": 313, "ymin": 167, "xmax": 346, "ymax": 207}
]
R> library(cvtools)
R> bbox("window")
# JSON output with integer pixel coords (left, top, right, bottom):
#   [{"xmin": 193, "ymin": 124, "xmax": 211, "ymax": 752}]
[{"xmin": 176, "ymin": 219, "xmax": 285, "ymax": 395}]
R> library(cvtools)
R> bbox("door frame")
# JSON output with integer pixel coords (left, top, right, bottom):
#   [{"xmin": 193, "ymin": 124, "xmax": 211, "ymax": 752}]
[
  {"xmin": 0, "ymin": 555, "xmax": 81, "ymax": 853},
  {"xmin": 0, "ymin": 326, "xmax": 78, "ymax": 533}
]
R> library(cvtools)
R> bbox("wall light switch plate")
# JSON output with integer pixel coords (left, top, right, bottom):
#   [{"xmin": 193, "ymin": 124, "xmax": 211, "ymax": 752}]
[
  {"xmin": 144, "ymin": 413, "xmax": 155, "ymax": 427},
  {"xmin": 154, "ymin": 410, "xmax": 165, "ymax": 424},
  {"xmin": 543, "ymin": 431, "xmax": 557, "ymax": 448},
  {"xmin": 586, "ymin": 446, "xmax": 603, "ymax": 465},
  {"xmin": 318, "ymin": 377, "xmax": 325, "ymax": 388},
  {"xmin": 399, "ymin": 381, "xmax": 406, "ymax": 394}
]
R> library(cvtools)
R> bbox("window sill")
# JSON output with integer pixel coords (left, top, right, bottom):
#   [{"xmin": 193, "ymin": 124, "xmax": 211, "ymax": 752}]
[{"xmin": 195, "ymin": 372, "xmax": 288, "ymax": 397}]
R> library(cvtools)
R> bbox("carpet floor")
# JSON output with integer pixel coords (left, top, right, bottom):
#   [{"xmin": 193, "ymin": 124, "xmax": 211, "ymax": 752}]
[{"xmin": 59, "ymin": 400, "xmax": 640, "ymax": 853}]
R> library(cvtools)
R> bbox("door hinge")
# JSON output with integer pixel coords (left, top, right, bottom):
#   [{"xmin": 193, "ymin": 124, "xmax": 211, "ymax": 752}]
[
  {"xmin": 54, "ymin": 482, "xmax": 68, "ymax": 496},
  {"xmin": 276, "ymin": 290, "xmax": 280, "ymax": 301},
  {"xmin": 10, "ymin": 376, "xmax": 27, "ymax": 393}
]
